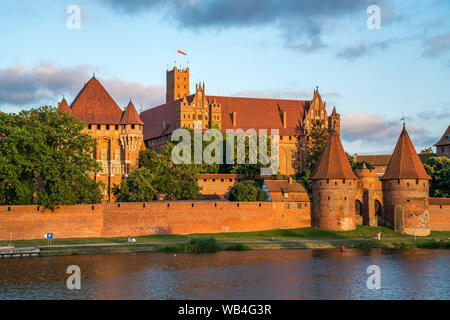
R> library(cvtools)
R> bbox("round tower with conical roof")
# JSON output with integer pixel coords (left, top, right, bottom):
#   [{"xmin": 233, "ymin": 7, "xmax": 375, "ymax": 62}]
[
  {"xmin": 381, "ymin": 125, "xmax": 431, "ymax": 230},
  {"xmin": 311, "ymin": 130, "xmax": 358, "ymax": 231}
]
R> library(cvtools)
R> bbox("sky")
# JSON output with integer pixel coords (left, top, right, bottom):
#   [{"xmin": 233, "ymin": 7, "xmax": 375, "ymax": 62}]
[{"xmin": 0, "ymin": 0, "xmax": 449, "ymax": 154}]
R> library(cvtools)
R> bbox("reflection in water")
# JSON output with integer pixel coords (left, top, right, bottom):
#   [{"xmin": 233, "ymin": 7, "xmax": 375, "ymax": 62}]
[{"xmin": 0, "ymin": 249, "xmax": 448, "ymax": 300}]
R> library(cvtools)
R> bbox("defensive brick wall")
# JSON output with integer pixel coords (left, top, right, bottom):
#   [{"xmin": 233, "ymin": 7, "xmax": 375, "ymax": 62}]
[
  {"xmin": 429, "ymin": 198, "xmax": 450, "ymax": 231},
  {"xmin": 0, "ymin": 201, "xmax": 311, "ymax": 241}
]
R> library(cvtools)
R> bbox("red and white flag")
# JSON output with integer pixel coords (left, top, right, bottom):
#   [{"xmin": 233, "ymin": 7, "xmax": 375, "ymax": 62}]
[{"xmin": 177, "ymin": 49, "xmax": 187, "ymax": 56}]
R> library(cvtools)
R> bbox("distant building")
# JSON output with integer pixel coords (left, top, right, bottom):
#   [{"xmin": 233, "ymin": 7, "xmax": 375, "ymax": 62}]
[
  {"xmin": 58, "ymin": 76, "xmax": 145, "ymax": 201},
  {"xmin": 354, "ymin": 153, "xmax": 435, "ymax": 177},
  {"xmin": 140, "ymin": 67, "xmax": 341, "ymax": 175},
  {"xmin": 434, "ymin": 125, "xmax": 450, "ymax": 158}
]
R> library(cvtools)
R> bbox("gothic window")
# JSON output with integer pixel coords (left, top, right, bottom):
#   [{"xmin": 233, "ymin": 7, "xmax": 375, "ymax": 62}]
[
  {"xmin": 106, "ymin": 124, "xmax": 110, "ymax": 130},
  {"xmin": 97, "ymin": 124, "xmax": 101, "ymax": 130},
  {"xmin": 88, "ymin": 124, "xmax": 92, "ymax": 129}
]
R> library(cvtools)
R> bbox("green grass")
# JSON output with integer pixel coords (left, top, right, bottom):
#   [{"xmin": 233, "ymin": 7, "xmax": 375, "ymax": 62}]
[{"xmin": 5, "ymin": 226, "xmax": 450, "ymax": 249}]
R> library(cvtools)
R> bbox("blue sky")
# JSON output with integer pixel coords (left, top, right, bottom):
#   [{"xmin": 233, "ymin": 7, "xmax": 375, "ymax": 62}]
[{"xmin": 0, "ymin": 0, "xmax": 449, "ymax": 154}]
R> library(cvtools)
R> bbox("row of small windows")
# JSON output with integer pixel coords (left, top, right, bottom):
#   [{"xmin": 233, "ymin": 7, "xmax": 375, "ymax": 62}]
[
  {"xmin": 197, "ymin": 178, "xmax": 242, "ymax": 183},
  {"xmin": 317, "ymin": 179, "xmax": 352, "ymax": 186},
  {"xmin": 88, "ymin": 124, "xmax": 137, "ymax": 130}
]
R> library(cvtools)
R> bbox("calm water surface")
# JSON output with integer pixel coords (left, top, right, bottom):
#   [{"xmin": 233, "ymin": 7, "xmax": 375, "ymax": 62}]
[{"xmin": 0, "ymin": 249, "xmax": 449, "ymax": 299}]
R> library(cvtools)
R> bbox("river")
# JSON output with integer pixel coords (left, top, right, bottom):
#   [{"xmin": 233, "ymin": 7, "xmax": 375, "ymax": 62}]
[{"xmin": 0, "ymin": 249, "xmax": 448, "ymax": 299}]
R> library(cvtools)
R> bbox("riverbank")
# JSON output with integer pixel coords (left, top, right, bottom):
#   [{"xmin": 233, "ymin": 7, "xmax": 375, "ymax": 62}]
[{"xmin": 1, "ymin": 226, "xmax": 448, "ymax": 257}]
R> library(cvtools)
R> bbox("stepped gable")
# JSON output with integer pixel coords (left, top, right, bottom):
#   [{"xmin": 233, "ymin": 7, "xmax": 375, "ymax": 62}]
[
  {"xmin": 120, "ymin": 100, "xmax": 144, "ymax": 125},
  {"xmin": 312, "ymin": 130, "xmax": 357, "ymax": 180},
  {"xmin": 381, "ymin": 125, "xmax": 431, "ymax": 180},
  {"xmin": 70, "ymin": 76, "xmax": 123, "ymax": 124},
  {"xmin": 434, "ymin": 125, "xmax": 450, "ymax": 147},
  {"xmin": 57, "ymin": 97, "xmax": 71, "ymax": 113}
]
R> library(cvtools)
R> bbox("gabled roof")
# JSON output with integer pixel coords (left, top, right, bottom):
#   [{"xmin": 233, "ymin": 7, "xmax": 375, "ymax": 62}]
[
  {"xmin": 312, "ymin": 130, "xmax": 357, "ymax": 180},
  {"xmin": 263, "ymin": 179, "xmax": 309, "ymax": 202},
  {"xmin": 57, "ymin": 97, "xmax": 71, "ymax": 113},
  {"xmin": 70, "ymin": 76, "xmax": 123, "ymax": 124},
  {"xmin": 381, "ymin": 125, "xmax": 431, "ymax": 180},
  {"xmin": 120, "ymin": 100, "xmax": 144, "ymax": 125},
  {"xmin": 434, "ymin": 125, "xmax": 450, "ymax": 147}
]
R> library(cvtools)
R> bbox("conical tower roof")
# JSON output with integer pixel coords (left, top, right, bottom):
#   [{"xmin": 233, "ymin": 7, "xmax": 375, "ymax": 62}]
[
  {"xmin": 57, "ymin": 97, "xmax": 71, "ymax": 113},
  {"xmin": 312, "ymin": 130, "xmax": 357, "ymax": 180},
  {"xmin": 120, "ymin": 100, "xmax": 144, "ymax": 125},
  {"xmin": 70, "ymin": 76, "xmax": 123, "ymax": 124},
  {"xmin": 381, "ymin": 125, "xmax": 431, "ymax": 180}
]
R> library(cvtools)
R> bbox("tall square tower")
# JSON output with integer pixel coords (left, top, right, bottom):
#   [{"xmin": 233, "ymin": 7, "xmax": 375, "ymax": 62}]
[{"xmin": 166, "ymin": 67, "xmax": 190, "ymax": 102}]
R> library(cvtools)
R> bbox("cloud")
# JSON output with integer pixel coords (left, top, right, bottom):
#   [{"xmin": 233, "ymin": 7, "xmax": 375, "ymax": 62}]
[
  {"xmin": 230, "ymin": 88, "xmax": 341, "ymax": 100},
  {"xmin": 422, "ymin": 32, "xmax": 450, "ymax": 57},
  {"xmin": 341, "ymin": 112, "xmax": 437, "ymax": 148},
  {"xmin": 99, "ymin": 0, "xmax": 386, "ymax": 53},
  {"xmin": 0, "ymin": 63, "xmax": 164, "ymax": 111}
]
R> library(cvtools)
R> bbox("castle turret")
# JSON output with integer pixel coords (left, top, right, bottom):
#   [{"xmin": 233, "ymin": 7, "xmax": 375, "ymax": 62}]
[
  {"xmin": 58, "ymin": 97, "xmax": 71, "ymax": 113},
  {"xmin": 355, "ymin": 163, "xmax": 380, "ymax": 226},
  {"xmin": 328, "ymin": 106, "xmax": 340, "ymax": 135},
  {"xmin": 119, "ymin": 100, "xmax": 145, "ymax": 175},
  {"xmin": 381, "ymin": 125, "xmax": 431, "ymax": 234},
  {"xmin": 311, "ymin": 130, "xmax": 358, "ymax": 231}
]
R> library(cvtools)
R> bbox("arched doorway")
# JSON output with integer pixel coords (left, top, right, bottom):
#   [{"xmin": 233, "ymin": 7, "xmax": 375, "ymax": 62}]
[
  {"xmin": 375, "ymin": 200, "xmax": 384, "ymax": 226},
  {"xmin": 355, "ymin": 200, "xmax": 362, "ymax": 216}
]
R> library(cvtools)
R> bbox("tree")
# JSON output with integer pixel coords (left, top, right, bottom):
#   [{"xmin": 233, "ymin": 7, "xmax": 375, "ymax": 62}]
[
  {"xmin": 138, "ymin": 143, "xmax": 202, "ymax": 200},
  {"xmin": 424, "ymin": 157, "xmax": 450, "ymax": 198},
  {"xmin": 420, "ymin": 147, "xmax": 434, "ymax": 154},
  {"xmin": 112, "ymin": 168, "xmax": 157, "ymax": 202},
  {"xmin": 229, "ymin": 181, "xmax": 266, "ymax": 201},
  {"xmin": 346, "ymin": 153, "xmax": 375, "ymax": 170},
  {"xmin": 294, "ymin": 120, "xmax": 328, "ymax": 194},
  {"xmin": 0, "ymin": 106, "xmax": 104, "ymax": 209}
]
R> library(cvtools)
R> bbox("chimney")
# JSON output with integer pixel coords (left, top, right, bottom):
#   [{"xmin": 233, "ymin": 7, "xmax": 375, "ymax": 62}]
[
  {"xmin": 281, "ymin": 110, "xmax": 287, "ymax": 129},
  {"xmin": 232, "ymin": 112, "xmax": 237, "ymax": 127}
]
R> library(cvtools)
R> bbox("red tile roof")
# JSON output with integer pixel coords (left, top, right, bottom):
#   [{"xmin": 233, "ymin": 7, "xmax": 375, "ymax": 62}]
[
  {"xmin": 434, "ymin": 125, "xmax": 450, "ymax": 147},
  {"xmin": 381, "ymin": 126, "xmax": 431, "ymax": 180},
  {"xmin": 140, "ymin": 95, "xmax": 309, "ymax": 141},
  {"xmin": 263, "ymin": 179, "xmax": 309, "ymax": 202},
  {"xmin": 70, "ymin": 77, "xmax": 123, "ymax": 124},
  {"xmin": 120, "ymin": 101, "xmax": 144, "ymax": 125},
  {"xmin": 312, "ymin": 130, "xmax": 357, "ymax": 180},
  {"xmin": 57, "ymin": 98, "xmax": 71, "ymax": 113},
  {"xmin": 140, "ymin": 98, "xmax": 179, "ymax": 140},
  {"xmin": 209, "ymin": 96, "xmax": 307, "ymax": 135}
]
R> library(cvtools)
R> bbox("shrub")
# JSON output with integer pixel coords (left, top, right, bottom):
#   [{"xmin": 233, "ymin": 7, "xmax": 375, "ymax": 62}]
[
  {"xmin": 226, "ymin": 243, "xmax": 249, "ymax": 251},
  {"xmin": 161, "ymin": 237, "xmax": 220, "ymax": 253}
]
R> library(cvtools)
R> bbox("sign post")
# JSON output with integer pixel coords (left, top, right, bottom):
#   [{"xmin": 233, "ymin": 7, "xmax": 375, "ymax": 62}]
[{"xmin": 45, "ymin": 233, "xmax": 53, "ymax": 246}]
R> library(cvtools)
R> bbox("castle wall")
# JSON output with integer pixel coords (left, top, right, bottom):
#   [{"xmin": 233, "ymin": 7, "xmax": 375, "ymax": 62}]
[
  {"xmin": 197, "ymin": 174, "xmax": 244, "ymax": 199},
  {"xmin": 429, "ymin": 198, "xmax": 450, "ymax": 231},
  {"xmin": 312, "ymin": 179, "xmax": 358, "ymax": 231},
  {"xmin": 0, "ymin": 201, "xmax": 311, "ymax": 241}
]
